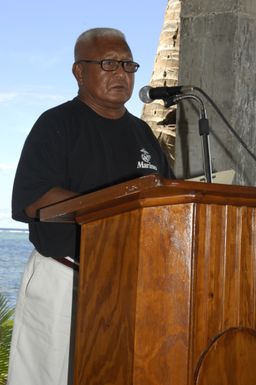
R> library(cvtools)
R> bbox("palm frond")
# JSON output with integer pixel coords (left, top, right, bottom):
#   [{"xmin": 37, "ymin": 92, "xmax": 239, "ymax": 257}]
[{"xmin": 0, "ymin": 293, "xmax": 14, "ymax": 384}]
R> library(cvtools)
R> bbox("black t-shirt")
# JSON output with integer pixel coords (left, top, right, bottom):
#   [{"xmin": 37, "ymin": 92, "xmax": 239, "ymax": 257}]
[{"xmin": 12, "ymin": 97, "xmax": 175, "ymax": 258}]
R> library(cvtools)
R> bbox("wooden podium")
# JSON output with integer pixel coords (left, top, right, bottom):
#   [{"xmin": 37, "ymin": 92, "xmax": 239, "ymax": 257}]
[{"xmin": 40, "ymin": 175, "xmax": 256, "ymax": 385}]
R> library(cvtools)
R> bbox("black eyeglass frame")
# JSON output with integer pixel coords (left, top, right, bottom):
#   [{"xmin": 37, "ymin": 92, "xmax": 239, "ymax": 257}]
[{"xmin": 74, "ymin": 59, "xmax": 140, "ymax": 73}]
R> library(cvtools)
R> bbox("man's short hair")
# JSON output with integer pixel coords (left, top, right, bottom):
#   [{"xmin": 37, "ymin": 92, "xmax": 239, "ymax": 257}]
[{"xmin": 74, "ymin": 27, "xmax": 131, "ymax": 61}]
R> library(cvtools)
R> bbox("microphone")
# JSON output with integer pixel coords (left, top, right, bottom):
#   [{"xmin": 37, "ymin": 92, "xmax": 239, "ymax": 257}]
[{"xmin": 139, "ymin": 85, "xmax": 194, "ymax": 103}]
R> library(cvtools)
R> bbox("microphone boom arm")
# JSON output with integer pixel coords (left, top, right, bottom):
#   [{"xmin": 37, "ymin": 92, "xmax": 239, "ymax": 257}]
[{"xmin": 165, "ymin": 94, "xmax": 213, "ymax": 183}]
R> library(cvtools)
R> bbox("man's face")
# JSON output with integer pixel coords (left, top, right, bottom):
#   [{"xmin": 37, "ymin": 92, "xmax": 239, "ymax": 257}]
[{"xmin": 73, "ymin": 36, "xmax": 136, "ymax": 113}]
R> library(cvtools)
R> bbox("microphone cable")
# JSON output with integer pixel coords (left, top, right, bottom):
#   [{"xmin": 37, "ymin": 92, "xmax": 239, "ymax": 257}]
[{"xmin": 193, "ymin": 86, "xmax": 256, "ymax": 164}]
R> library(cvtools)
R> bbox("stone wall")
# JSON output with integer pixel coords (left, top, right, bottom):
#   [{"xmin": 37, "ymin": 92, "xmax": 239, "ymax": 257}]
[{"xmin": 175, "ymin": 0, "xmax": 256, "ymax": 185}]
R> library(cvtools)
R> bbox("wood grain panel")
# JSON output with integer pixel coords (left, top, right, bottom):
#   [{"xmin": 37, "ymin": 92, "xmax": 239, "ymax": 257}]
[
  {"xmin": 73, "ymin": 210, "xmax": 141, "ymax": 385},
  {"xmin": 195, "ymin": 328, "xmax": 256, "ymax": 385},
  {"xmin": 73, "ymin": 203, "xmax": 196, "ymax": 385},
  {"xmin": 192, "ymin": 204, "xmax": 256, "ymax": 384},
  {"xmin": 133, "ymin": 204, "xmax": 194, "ymax": 385}
]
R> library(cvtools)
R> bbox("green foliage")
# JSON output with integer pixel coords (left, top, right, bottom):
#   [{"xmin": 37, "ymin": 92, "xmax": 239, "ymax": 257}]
[{"xmin": 0, "ymin": 294, "xmax": 14, "ymax": 385}]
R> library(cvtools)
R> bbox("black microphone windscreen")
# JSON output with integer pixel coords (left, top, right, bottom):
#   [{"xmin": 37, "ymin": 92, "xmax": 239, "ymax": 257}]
[
  {"xmin": 139, "ymin": 85, "xmax": 194, "ymax": 104},
  {"xmin": 139, "ymin": 86, "xmax": 152, "ymax": 103}
]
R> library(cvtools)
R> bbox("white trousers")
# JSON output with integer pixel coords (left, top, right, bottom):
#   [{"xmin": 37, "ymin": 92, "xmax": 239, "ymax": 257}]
[{"xmin": 7, "ymin": 250, "xmax": 78, "ymax": 385}]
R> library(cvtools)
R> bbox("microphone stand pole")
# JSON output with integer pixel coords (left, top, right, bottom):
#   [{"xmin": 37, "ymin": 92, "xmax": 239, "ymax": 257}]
[{"xmin": 165, "ymin": 94, "xmax": 213, "ymax": 183}]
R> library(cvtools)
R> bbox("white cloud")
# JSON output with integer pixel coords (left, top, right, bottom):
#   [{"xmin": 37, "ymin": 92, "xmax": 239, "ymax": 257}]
[
  {"xmin": 0, "ymin": 208, "xmax": 10, "ymax": 220},
  {"xmin": 25, "ymin": 91, "xmax": 67, "ymax": 102},
  {"xmin": 0, "ymin": 89, "xmax": 71, "ymax": 107},
  {"xmin": 0, "ymin": 92, "xmax": 18, "ymax": 103},
  {"xmin": 0, "ymin": 208, "xmax": 27, "ymax": 229},
  {"xmin": 0, "ymin": 163, "xmax": 17, "ymax": 171}
]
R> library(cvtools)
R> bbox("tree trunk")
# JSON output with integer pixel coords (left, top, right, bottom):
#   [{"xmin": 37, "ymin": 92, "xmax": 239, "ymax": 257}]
[{"xmin": 141, "ymin": 0, "xmax": 181, "ymax": 168}]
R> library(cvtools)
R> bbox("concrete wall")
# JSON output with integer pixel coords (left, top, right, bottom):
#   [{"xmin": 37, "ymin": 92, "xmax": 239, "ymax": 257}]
[{"xmin": 175, "ymin": 0, "xmax": 256, "ymax": 185}]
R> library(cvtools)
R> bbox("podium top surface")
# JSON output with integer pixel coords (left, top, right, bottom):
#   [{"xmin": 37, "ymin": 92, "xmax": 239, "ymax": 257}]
[{"xmin": 40, "ymin": 174, "xmax": 256, "ymax": 224}]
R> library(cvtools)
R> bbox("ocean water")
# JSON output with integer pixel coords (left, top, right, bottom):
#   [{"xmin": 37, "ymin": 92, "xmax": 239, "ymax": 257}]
[{"xmin": 0, "ymin": 229, "xmax": 33, "ymax": 308}]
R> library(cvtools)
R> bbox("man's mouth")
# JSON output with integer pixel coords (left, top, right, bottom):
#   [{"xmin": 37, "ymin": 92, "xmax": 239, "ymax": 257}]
[{"xmin": 109, "ymin": 83, "xmax": 127, "ymax": 90}]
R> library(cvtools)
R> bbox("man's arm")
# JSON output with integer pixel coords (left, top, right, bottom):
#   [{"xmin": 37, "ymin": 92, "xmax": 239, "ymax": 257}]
[{"xmin": 25, "ymin": 187, "xmax": 79, "ymax": 218}]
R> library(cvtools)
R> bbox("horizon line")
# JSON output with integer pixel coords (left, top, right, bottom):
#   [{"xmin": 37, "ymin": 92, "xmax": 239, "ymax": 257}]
[{"xmin": 0, "ymin": 227, "xmax": 28, "ymax": 232}]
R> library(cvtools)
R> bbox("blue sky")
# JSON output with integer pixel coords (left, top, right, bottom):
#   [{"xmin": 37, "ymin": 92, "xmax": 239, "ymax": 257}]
[{"xmin": 0, "ymin": 0, "xmax": 168, "ymax": 228}]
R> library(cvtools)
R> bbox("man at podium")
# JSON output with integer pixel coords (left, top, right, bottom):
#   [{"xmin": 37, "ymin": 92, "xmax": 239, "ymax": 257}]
[{"xmin": 8, "ymin": 27, "xmax": 174, "ymax": 385}]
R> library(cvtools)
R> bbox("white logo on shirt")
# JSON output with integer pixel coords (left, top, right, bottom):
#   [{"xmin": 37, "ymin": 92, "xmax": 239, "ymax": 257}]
[{"xmin": 137, "ymin": 148, "xmax": 158, "ymax": 170}]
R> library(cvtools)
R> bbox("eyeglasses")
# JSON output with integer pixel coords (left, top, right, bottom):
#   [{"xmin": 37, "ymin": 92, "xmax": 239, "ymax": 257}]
[{"xmin": 74, "ymin": 59, "xmax": 140, "ymax": 73}]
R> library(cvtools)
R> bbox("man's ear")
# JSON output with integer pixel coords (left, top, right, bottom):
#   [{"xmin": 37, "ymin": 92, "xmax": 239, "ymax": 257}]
[{"xmin": 72, "ymin": 63, "xmax": 84, "ymax": 86}]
